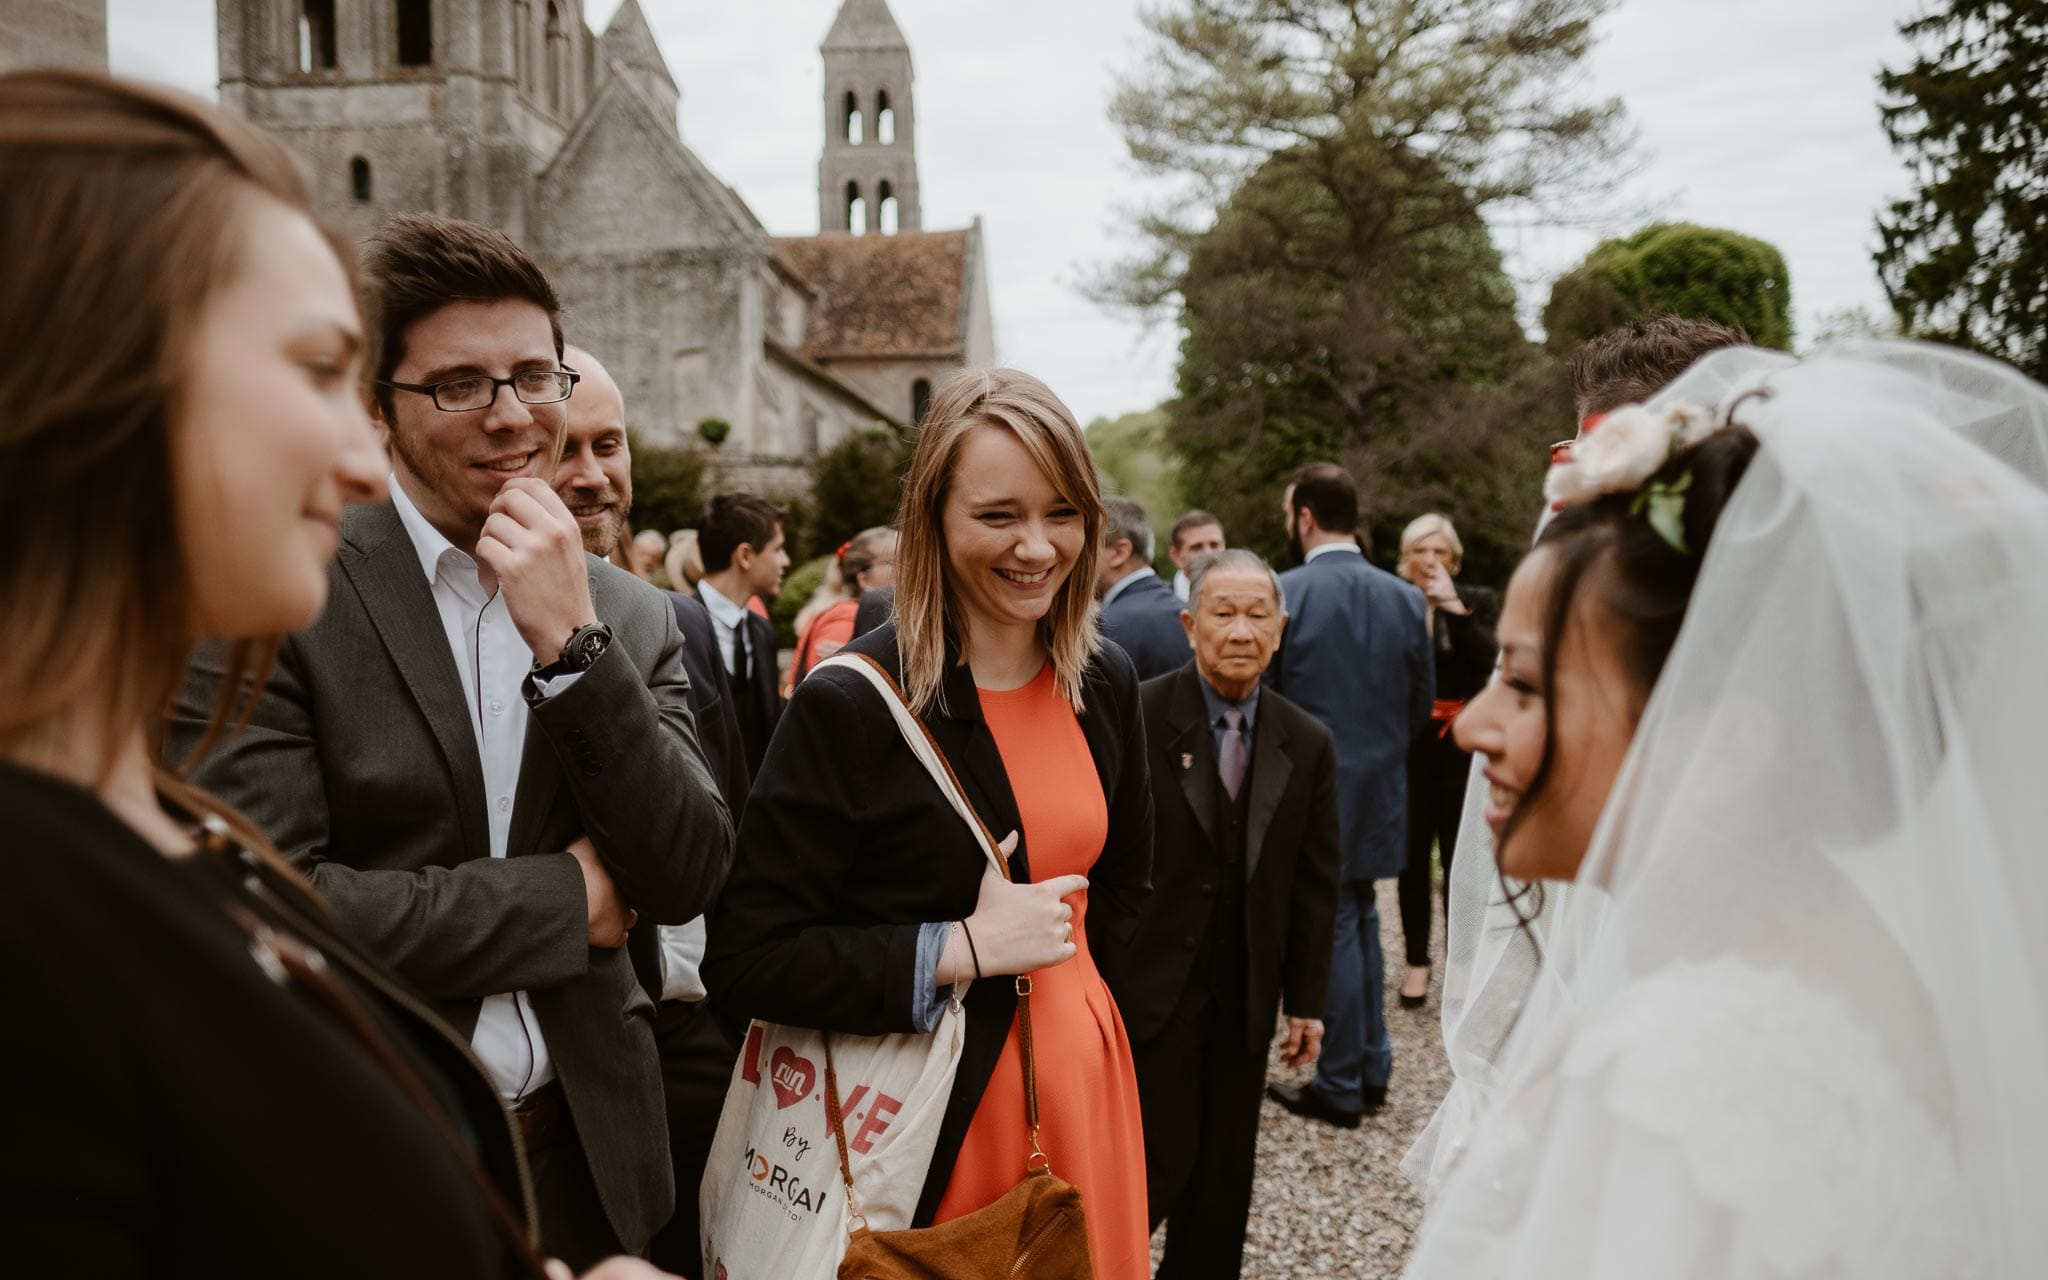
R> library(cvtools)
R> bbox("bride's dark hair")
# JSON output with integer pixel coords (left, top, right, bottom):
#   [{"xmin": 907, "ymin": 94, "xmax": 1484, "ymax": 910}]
[{"xmin": 1497, "ymin": 415, "xmax": 1762, "ymax": 924}]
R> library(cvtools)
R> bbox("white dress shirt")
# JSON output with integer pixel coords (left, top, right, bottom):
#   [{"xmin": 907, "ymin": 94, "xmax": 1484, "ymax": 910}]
[
  {"xmin": 1172, "ymin": 569, "xmax": 1191, "ymax": 602},
  {"xmin": 1304, "ymin": 540, "xmax": 1364, "ymax": 563},
  {"xmin": 390, "ymin": 476, "xmax": 576, "ymax": 1100},
  {"xmin": 697, "ymin": 579, "xmax": 751, "ymax": 678},
  {"xmin": 1101, "ymin": 563, "xmax": 1158, "ymax": 608}
]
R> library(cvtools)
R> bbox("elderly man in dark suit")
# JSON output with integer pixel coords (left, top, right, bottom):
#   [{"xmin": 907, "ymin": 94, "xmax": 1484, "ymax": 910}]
[
  {"xmin": 171, "ymin": 215, "xmax": 731, "ymax": 1269},
  {"xmin": 553, "ymin": 346, "xmax": 750, "ymax": 1275},
  {"xmin": 1265, "ymin": 462, "xmax": 1432, "ymax": 1128},
  {"xmin": 1112, "ymin": 549, "xmax": 1340, "ymax": 1279},
  {"xmin": 1097, "ymin": 494, "xmax": 1193, "ymax": 679}
]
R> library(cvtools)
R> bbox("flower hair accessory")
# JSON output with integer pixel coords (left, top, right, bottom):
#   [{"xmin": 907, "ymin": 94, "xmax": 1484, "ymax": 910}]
[{"xmin": 1544, "ymin": 400, "xmax": 1717, "ymax": 553}]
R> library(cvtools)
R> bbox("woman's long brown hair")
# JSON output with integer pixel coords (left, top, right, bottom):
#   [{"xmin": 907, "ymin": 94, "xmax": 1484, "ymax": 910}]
[{"xmin": 0, "ymin": 70, "xmax": 338, "ymax": 853}]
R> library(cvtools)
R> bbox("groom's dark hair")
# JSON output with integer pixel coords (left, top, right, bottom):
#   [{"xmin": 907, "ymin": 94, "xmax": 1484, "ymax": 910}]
[{"xmin": 1571, "ymin": 315, "xmax": 1750, "ymax": 420}]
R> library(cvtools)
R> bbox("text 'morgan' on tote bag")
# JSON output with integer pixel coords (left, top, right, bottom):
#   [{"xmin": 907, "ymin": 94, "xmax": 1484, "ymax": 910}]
[{"xmin": 700, "ymin": 653, "xmax": 1092, "ymax": 1280}]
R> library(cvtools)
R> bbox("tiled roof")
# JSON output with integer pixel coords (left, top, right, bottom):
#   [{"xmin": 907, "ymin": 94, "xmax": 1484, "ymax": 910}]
[{"xmin": 772, "ymin": 228, "xmax": 970, "ymax": 360}]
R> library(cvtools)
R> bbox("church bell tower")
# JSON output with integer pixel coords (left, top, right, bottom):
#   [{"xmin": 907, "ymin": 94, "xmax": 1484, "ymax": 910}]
[{"xmin": 817, "ymin": 0, "xmax": 921, "ymax": 235}]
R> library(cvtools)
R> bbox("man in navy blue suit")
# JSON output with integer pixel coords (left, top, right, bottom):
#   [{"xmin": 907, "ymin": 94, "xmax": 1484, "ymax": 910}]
[
  {"xmin": 1264, "ymin": 463, "xmax": 1432, "ymax": 1125},
  {"xmin": 1098, "ymin": 494, "xmax": 1194, "ymax": 680}
]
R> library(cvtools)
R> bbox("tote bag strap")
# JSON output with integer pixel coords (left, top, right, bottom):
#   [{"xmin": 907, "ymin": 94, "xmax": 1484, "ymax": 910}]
[
  {"xmin": 811, "ymin": 652, "xmax": 1009, "ymax": 882},
  {"xmin": 811, "ymin": 652, "xmax": 1059, "ymax": 1230}
]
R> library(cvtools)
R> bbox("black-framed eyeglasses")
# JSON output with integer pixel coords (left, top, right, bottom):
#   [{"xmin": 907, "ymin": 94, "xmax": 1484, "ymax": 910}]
[{"xmin": 377, "ymin": 369, "xmax": 580, "ymax": 412}]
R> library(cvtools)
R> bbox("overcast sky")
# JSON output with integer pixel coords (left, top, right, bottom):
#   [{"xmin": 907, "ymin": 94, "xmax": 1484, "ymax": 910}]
[{"xmin": 108, "ymin": 0, "xmax": 1923, "ymax": 425}]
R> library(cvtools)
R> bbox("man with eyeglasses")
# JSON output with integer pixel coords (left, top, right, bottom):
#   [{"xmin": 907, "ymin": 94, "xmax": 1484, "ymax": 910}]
[{"xmin": 172, "ymin": 213, "xmax": 732, "ymax": 1270}]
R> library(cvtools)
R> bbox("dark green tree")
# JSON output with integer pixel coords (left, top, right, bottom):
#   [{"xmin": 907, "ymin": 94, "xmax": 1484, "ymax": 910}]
[
  {"xmin": 1875, "ymin": 1, "xmax": 2048, "ymax": 378},
  {"xmin": 807, "ymin": 424, "xmax": 910, "ymax": 556},
  {"xmin": 1098, "ymin": 0, "xmax": 1626, "ymax": 587},
  {"xmin": 627, "ymin": 445, "xmax": 707, "ymax": 541},
  {"xmin": 1170, "ymin": 155, "xmax": 1558, "ymax": 585},
  {"xmin": 1543, "ymin": 223, "xmax": 1794, "ymax": 352}
]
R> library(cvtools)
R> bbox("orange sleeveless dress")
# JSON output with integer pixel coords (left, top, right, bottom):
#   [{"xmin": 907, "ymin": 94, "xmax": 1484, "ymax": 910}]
[{"xmin": 932, "ymin": 664, "xmax": 1151, "ymax": 1279}]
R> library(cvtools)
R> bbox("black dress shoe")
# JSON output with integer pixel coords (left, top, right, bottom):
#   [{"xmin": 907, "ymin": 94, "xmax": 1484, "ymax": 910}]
[{"xmin": 1266, "ymin": 1081, "xmax": 1363, "ymax": 1129}]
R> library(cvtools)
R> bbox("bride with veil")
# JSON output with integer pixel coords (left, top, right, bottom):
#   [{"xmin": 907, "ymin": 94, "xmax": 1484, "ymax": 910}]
[{"xmin": 1401, "ymin": 342, "xmax": 2048, "ymax": 1278}]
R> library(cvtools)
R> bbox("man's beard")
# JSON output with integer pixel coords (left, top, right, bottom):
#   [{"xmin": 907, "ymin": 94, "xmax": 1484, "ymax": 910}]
[
  {"xmin": 564, "ymin": 488, "xmax": 628, "ymax": 557},
  {"xmin": 1286, "ymin": 522, "xmax": 1305, "ymax": 565}
]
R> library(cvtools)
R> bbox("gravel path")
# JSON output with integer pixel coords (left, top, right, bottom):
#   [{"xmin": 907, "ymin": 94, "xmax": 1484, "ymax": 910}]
[{"xmin": 1151, "ymin": 879, "xmax": 1451, "ymax": 1278}]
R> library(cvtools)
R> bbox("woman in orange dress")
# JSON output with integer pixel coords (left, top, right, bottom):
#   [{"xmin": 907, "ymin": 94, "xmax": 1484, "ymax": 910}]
[
  {"xmin": 934, "ymin": 663, "xmax": 1151, "ymax": 1277},
  {"xmin": 706, "ymin": 368, "xmax": 1153, "ymax": 1278}
]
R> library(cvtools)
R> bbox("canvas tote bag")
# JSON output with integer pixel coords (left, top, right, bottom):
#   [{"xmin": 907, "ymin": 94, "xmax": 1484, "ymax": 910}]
[{"xmin": 699, "ymin": 654, "xmax": 1003, "ymax": 1280}]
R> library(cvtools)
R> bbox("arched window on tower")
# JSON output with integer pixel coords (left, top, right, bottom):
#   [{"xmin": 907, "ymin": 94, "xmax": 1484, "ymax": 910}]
[
  {"xmin": 350, "ymin": 157, "xmax": 372, "ymax": 202},
  {"xmin": 297, "ymin": 0, "xmax": 337, "ymax": 72},
  {"xmin": 912, "ymin": 378, "xmax": 933, "ymax": 426},
  {"xmin": 843, "ymin": 91, "xmax": 863, "ymax": 145},
  {"xmin": 878, "ymin": 180, "xmax": 898, "ymax": 234},
  {"xmin": 396, "ymin": 0, "xmax": 432, "ymax": 66},
  {"xmin": 876, "ymin": 90, "xmax": 895, "ymax": 145},
  {"xmin": 544, "ymin": 2, "xmax": 567, "ymax": 113},
  {"xmin": 845, "ymin": 181, "xmax": 866, "ymax": 236},
  {"xmin": 512, "ymin": 0, "xmax": 531, "ymax": 86}
]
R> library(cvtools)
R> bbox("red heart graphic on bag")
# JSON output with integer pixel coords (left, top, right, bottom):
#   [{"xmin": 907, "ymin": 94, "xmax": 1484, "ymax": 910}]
[{"xmin": 769, "ymin": 1046, "xmax": 816, "ymax": 1110}]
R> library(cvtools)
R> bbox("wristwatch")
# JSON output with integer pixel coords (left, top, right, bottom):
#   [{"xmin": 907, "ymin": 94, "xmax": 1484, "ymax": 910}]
[{"xmin": 533, "ymin": 621, "xmax": 614, "ymax": 682}]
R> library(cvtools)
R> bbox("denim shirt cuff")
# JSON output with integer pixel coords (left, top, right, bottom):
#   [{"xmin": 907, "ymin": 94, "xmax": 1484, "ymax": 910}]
[{"xmin": 910, "ymin": 920, "xmax": 953, "ymax": 1033}]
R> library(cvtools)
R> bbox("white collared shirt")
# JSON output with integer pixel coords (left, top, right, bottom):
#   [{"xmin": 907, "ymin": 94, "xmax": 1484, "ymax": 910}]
[
  {"xmin": 697, "ymin": 579, "xmax": 751, "ymax": 678},
  {"xmin": 1101, "ymin": 564, "xmax": 1158, "ymax": 608},
  {"xmin": 388, "ymin": 475, "xmax": 567, "ymax": 1100},
  {"xmin": 1172, "ymin": 569, "xmax": 1191, "ymax": 602},
  {"xmin": 1304, "ymin": 541, "xmax": 1364, "ymax": 563}
]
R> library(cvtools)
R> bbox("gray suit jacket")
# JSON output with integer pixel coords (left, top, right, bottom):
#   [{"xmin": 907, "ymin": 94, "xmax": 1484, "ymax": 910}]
[
  {"xmin": 1267, "ymin": 548, "xmax": 1433, "ymax": 882},
  {"xmin": 167, "ymin": 500, "xmax": 733, "ymax": 1254}
]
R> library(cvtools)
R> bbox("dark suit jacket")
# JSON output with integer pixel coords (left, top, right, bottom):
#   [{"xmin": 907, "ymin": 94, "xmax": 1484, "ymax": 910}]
[
  {"xmin": 702, "ymin": 621, "xmax": 1153, "ymax": 1226},
  {"xmin": 168, "ymin": 500, "xmax": 733, "ymax": 1254},
  {"xmin": 3, "ymin": 763, "xmax": 531, "ymax": 1278},
  {"xmin": 667, "ymin": 591, "xmax": 752, "ymax": 813},
  {"xmin": 696, "ymin": 586, "xmax": 784, "ymax": 778},
  {"xmin": 1107, "ymin": 665, "xmax": 1340, "ymax": 1048},
  {"xmin": 851, "ymin": 585, "xmax": 894, "ymax": 639},
  {"xmin": 1268, "ymin": 549, "xmax": 1433, "ymax": 881},
  {"xmin": 1100, "ymin": 571, "xmax": 1191, "ymax": 681}
]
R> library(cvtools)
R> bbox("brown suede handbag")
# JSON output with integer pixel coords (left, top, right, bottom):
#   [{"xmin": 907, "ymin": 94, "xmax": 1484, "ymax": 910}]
[
  {"xmin": 826, "ymin": 977, "xmax": 1094, "ymax": 1280},
  {"xmin": 813, "ymin": 655, "xmax": 1094, "ymax": 1279}
]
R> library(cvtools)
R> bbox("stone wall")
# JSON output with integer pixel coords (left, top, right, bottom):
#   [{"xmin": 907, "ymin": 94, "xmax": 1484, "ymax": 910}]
[{"xmin": 0, "ymin": 0, "xmax": 107, "ymax": 72}]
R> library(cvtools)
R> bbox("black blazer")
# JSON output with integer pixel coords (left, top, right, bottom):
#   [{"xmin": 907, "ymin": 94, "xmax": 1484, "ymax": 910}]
[
  {"xmin": 1104, "ymin": 664, "xmax": 1341, "ymax": 1048},
  {"xmin": 1100, "ymin": 572, "xmax": 1192, "ymax": 681},
  {"xmin": 2, "ymin": 763, "xmax": 529, "ymax": 1277},
  {"xmin": 667, "ymin": 590, "xmax": 752, "ymax": 812},
  {"xmin": 696, "ymin": 586, "xmax": 785, "ymax": 778},
  {"xmin": 702, "ymin": 622, "xmax": 1154, "ymax": 1225}
]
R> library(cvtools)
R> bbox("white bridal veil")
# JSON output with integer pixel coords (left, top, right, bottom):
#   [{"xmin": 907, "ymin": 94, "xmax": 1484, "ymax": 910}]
[{"xmin": 1403, "ymin": 342, "xmax": 2048, "ymax": 1278}]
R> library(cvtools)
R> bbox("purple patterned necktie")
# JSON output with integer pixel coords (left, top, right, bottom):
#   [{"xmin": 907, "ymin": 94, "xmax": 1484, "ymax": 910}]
[{"xmin": 1219, "ymin": 706, "xmax": 1247, "ymax": 801}]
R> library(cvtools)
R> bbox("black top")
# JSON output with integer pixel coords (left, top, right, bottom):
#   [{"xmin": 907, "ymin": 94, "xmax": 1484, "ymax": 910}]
[
  {"xmin": 0, "ymin": 763, "xmax": 532, "ymax": 1278},
  {"xmin": 1429, "ymin": 585, "xmax": 1501, "ymax": 706},
  {"xmin": 702, "ymin": 621, "xmax": 1154, "ymax": 1224}
]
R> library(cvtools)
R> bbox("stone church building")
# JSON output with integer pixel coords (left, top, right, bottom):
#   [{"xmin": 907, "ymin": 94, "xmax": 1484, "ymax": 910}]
[{"xmin": 217, "ymin": 0, "xmax": 994, "ymax": 485}]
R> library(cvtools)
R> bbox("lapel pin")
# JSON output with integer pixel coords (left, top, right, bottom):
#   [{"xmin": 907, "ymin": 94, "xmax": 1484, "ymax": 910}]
[{"xmin": 1179, "ymin": 752, "xmax": 1194, "ymax": 770}]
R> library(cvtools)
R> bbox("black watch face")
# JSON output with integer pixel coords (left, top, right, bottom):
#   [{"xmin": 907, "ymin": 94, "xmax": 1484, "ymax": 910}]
[{"xmin": 574, "ymin": 627, "xmax": 611, "ymax": 668}]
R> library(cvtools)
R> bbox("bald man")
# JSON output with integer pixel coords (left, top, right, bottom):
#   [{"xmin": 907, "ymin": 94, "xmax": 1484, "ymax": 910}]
[{"xmin": 556, "ymin": 347, "xmax": 749, "ymax": 1277}]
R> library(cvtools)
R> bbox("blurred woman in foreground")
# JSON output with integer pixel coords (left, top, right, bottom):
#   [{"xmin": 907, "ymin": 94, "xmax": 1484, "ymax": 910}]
[{"xmin": 0, "ymin": 69, "xmax": 662, "ymax": 1280}]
